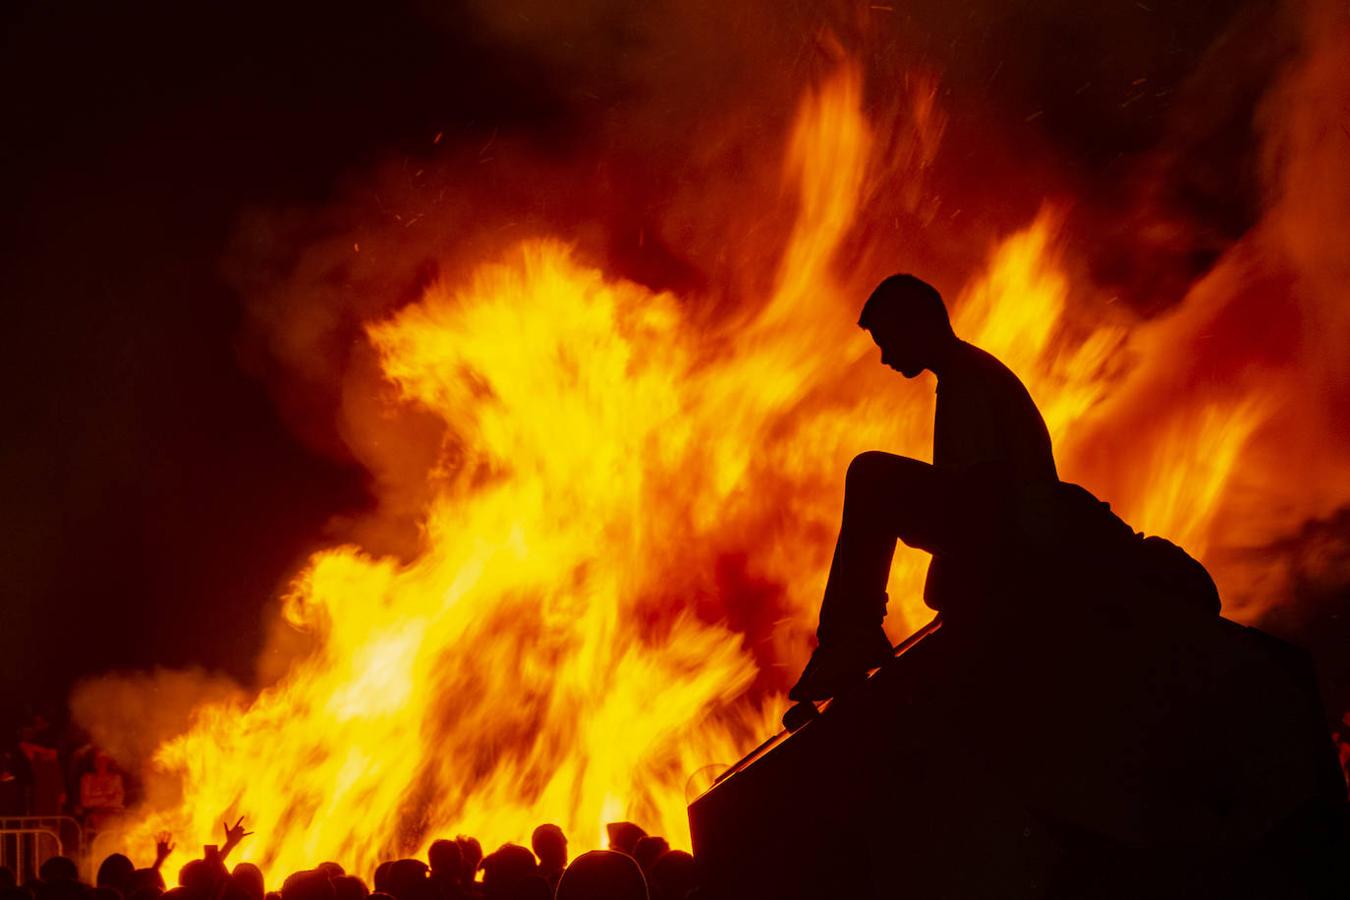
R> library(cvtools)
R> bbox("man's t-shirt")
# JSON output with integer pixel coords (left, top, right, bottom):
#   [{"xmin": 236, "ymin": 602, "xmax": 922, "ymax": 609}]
[
  {"xmin": 925, "ymin": 340, "xmax": 1057, "ymax": 612},
  {"xmin": 933, "ymin": 340, "xmax": 1056, "ymax": 481}
]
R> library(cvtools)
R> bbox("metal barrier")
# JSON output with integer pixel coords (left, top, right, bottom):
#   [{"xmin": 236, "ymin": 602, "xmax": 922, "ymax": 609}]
[
  {"xmin": 0, "ymin": 827, "xmax": 62, "ymax": 885},
  {"xmin": 0, "ymin": 817, "xmax": 83, "ymax": 884}
]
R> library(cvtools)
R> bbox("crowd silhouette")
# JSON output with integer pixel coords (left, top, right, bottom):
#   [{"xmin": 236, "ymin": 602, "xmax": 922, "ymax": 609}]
[{"xmin": 0, "ymin": 816, "xmax": 697, "ymax": 900}]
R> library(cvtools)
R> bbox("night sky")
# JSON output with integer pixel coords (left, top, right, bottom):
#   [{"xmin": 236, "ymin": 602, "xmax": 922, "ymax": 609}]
[
  {"xmin": 3, "ymin": 1, "xmax": 1345, "ymax": 723},
  {"xmin": 1, "ymin": 1, "xmax": 517, "ymax": 705}
]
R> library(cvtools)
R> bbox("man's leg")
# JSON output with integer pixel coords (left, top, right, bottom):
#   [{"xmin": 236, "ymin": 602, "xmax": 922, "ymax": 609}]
[{"xmin": 790, "ymin": 451, "xmax": 968, "ymax": 702}]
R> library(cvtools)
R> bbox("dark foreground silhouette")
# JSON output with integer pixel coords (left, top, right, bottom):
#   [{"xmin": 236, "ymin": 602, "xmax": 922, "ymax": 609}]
[
  {"xmin": 694, "ymin": 609, "xmax": 1347, "ymax": 898},
  {"xmin": 693, "ymin": 275, "xmax": 1348, "ymax": 898},
  {"xmin": 1, "ymin": 818, "xmax": 692, "ymax": 900}
]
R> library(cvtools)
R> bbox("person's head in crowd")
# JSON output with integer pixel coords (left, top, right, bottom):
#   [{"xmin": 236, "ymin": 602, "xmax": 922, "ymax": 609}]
[
  {"xmin": 18, "ymin": 713, "xmax": 52, "ymax": 745},
  {"xmin": 386, "ymin": 860, "xmax": 431, "ymax": 900},
  {"xmin": 0, "ymin": 887, "xmax": 30, "ymax": 900},
  {"xmin": 423, "ymin": 841, "xmax": 461, "ymax": 885},
  {"xmin": 91, "ymin": 887, "xmax": 123, "ymax": 900},
  {"xmin": 178, "ymin": 861, "xmax": 212, "ymax": 893},
  {"xmin": 280, "ymin": 871, "xmax": 334, "ymax": 900},
  {"xmin": 35, "ymin": 855, "xmax": 82, "ymax": 900},
  {"xmin": 630, "ymin": 838, "xmax": 667, "ymax": 877},
  {"xmin": 425, "ymin": 840, "xmax": 460, "ymax": 883},
  {"xmin": 230, "ymin": 864, "xmax": 264, "ymax": 900},
  {"xmin": 97, "ymin": 854, "xmax": 135, "ymax": 892},
  {"xmin": 555, "ymin": 851, "xmax": 647, "ymax": 900},
  {"xmin": 604, "ymin": 823, "xmax": 647, "ymax": 857},
  {"xmin": 646, "ymin": 851, "xmax": 696, "ymax": 900},
  {"xmin": 314, "ymin": 866, "xmax": 342, "ymax": 881},
  {"xmin": 453, "ymin": 838, "xmax": 481, "ymax": 887},
  {"xmin": 92, "ymin": 750, "xmax": 117, "ymax": 776},
  {"xmin": 327, "ymin": 876, "xmax": 365, "ymax": 900},
  {"xmin": 367, "ymin": 893, "xmax": 394, "ymax": 900},
  {"xmin": 39, "ymin": 858, "xmax": 79, "ymax": 884},
  {"xmin": 479, "ymin": 844, "xmax": 536, "ymax": 898},
  {"xmin": 371, "ymin": 864, "xmax": 392, "ymax": 896},
  {"xmin": 528, "ymin": 825, "xmax": 566, "ymax": 879}
]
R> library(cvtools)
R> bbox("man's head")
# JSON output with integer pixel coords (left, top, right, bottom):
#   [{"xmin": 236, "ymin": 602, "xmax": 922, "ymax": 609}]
[
  {"xmin": 858, "ymin": 274, "xmax": 955, "ymax": 377},
  {"xmin": 426, "ymin": 840, "xmax": 461, "ymax": 878},
  {"xmin": 530, "ymin": 824, "xmax": 567, "ymax": 872}
]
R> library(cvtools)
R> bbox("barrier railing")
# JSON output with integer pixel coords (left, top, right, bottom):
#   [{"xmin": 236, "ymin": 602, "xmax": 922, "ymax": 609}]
[
  {"xmin": 0, "ymin": 827, "xmax": 62, "ymax": 886},
  {"xmin": 0, "ymin": 817, "xmax": 83, "ymax": 884}
]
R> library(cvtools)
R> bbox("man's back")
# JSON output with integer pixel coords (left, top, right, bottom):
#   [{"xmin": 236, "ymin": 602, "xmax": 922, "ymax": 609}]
[
  {"xmin": 933, "ymin": 340, "xmax": 1056, "ymax": 482},
  {"xmin": 926, "ymin": 341, "xmax": 1056, "ymax": 615}
]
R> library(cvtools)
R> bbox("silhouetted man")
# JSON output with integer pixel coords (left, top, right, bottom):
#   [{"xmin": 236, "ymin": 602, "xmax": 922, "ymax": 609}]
[{"xmin": 790, "ymin": 274, "xmax": 1058, "ymax": 701}]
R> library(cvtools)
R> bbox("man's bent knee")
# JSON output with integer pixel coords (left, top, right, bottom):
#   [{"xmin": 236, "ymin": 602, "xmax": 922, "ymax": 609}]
[{"xmin": 845, "ymin": 450, "xmax": 926, "ymax": 494}]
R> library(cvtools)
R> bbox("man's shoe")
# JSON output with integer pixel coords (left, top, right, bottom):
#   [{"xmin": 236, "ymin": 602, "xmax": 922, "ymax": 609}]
[{"xmin": 788, "ymin": 625, "xmax": 894, "ymax": 702}]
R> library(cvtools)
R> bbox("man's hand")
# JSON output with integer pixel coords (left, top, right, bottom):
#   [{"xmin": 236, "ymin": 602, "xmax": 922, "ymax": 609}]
[
  {"xmin": 220, "ymin": 816, "xmax": 253, "ymax": 860},
  {"xmin": 154, "ymin": 832, "xmax": 174, "ymax": 869}
]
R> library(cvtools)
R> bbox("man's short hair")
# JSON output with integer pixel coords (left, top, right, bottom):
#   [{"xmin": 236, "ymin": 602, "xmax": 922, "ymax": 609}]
[
  {"xmin": 532, "ymin": 823, "xmax": 565, "ymax": 852},
  {"xmin": 858, "ymin": 274, "xmax": 952, "ymax": 335}
]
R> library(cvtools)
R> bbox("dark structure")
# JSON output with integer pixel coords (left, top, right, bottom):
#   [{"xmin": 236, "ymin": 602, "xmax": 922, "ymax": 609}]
[{"xmin": 690, "ymin": 611, "xmax": 1347, "ymax": 898}]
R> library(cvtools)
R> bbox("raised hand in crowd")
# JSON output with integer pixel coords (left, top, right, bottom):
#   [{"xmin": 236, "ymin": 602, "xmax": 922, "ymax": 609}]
[
  {"xmin": 221, "ymin": 817, "xmax": 253, "ymax": 861},
  {"xmin": 154, "ymin": 832, "xmax": 175, "ymax": 870}
]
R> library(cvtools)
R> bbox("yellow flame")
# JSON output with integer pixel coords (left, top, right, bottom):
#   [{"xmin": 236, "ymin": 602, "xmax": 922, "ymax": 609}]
[
  {"xmin": 954, "ymin": 210, "xmax": 1127, "ymax": 446},
  {"xmin": 1116, "ymin": 397, "xmax": 1270, "ymax": 556}
]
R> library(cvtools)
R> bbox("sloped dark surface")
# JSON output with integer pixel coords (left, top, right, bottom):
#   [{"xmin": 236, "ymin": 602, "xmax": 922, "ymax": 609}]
[{"xmin": 690, "ymin": 610, "xmax": 1347, "ymax": 899}]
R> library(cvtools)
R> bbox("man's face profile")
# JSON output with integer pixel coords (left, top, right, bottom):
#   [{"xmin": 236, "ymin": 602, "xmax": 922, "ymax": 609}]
[{"xmin": 866, "ymin": 319, "xmax": 926, "ymax": 378}]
